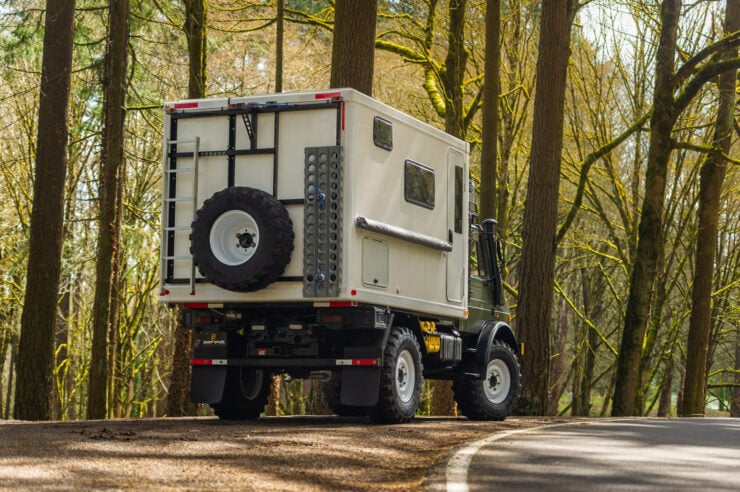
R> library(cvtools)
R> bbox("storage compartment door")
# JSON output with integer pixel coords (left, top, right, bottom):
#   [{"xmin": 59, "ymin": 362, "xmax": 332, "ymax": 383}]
[{"xmin": 446, "ymin": 150, "xmax": 465, "ymax": 302}]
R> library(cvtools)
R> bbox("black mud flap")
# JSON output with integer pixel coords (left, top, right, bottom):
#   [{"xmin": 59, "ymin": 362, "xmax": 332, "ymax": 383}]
[
  {"xmin": 190, "ymin": 366, "xmax": 228, "ymax": 404},
  {"xmin": 339, "ymin": 346, "xmax": 382, "ymax": 406},
  {"xmin": 340, "ymin": 367, "xmax": 380, "ymax": 406}
]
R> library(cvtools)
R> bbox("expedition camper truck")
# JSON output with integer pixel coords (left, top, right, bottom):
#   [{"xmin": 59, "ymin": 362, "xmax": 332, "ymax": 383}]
[{"xmin": 159, "ymin": 88, "xmax": 521, "ymax": 423}]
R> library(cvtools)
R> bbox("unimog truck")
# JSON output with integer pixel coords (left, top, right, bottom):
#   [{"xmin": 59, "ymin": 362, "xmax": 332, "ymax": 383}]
[{"xmin": 159, "ymin": 88, "xmax": 521, "ymax": 423}]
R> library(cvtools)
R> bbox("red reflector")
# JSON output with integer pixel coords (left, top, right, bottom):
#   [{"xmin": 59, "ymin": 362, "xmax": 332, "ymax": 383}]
[
  {"xmin": 315, "ymin": 92, "xmax": 341, "ymax": 100},
  {"xmin": 174, "ymin": 102, "xmax": 198, "ymax": 109},
  {"xmin": 257, "ymin": 348, "xmax": 267, "ymax": 356},
  {"xmin": 341, "ymin": 102, "xmax": 345, "ymax": 130},
  {"xmin": 160, "ymin": 289, "xmax": 170, "ymax": 296},
  {"xmin": 353, "ymin": 359, "xmax": 378, "ymax": 366},
  {"xmin": 191, "ymin": 359, "xmax": 212, "ymax": 365},
  {"xmin": 329, "ymin": 301, "xmax": 358, "ymax": 308},
  {"xmin": 184, "ymin": 303, "xmax": 209, "ymax": 309},
  {"xmin": 350, "ymin": 289, "xmax": 357, "ymax": 296}
]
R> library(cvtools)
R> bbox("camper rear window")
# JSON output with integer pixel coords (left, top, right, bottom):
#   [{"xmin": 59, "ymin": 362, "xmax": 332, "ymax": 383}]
[
  {"xmin": 404, "ymin": 160, "xmax": 435, "ymax": 209},
  {"xmin": 373, "ymin": 117, "xmax": 393, "ymax": 151}
]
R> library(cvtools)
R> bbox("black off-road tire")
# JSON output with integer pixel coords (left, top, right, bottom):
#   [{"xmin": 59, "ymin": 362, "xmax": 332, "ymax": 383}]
[
  {"xmin": 368, "ymin": 326, "xmax": 423, "ymax": 424},
  {"xmin": 213, "ymin": 367, "xmax": 271, "ymax": 420},
  {"xmin": 453, "ymin": 340, "xmax": 521, "ymax": 421},
  {"xmin": 324, "ymin": 373, "xmax": 366, "ymax": 417},
  {"xmin": 190, "ymin": 186, "xmax": 294, "ymax": 292}
]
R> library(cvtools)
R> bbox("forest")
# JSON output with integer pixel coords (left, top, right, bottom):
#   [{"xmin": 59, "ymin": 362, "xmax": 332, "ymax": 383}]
[{"xmin": 0, "ymin": 0, "xmax": 738, "ymax": 421}]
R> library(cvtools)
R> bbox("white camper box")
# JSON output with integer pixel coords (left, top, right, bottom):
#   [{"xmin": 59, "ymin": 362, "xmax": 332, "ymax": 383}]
[{"xmin": 159, "ymin": 88, "xmax": 469, "ymax": 319}]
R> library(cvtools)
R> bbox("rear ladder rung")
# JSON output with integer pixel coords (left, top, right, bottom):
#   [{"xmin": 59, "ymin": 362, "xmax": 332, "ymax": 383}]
[
  {"xmin": 167, "ymin": 139, "xmax": 199, "ymax": 145},
  {"xmin": 165, "ymin": 197, "xmax": 194, "ymax": 202},
  {"xmin": 164, "ymin": 226, "xmax": 191, "ymax": 231},
  {"xmin": 166, "ymin": 168, "xmax": 194, "ymax": 173},
  {"xmin": 164, "ymin": 255, "xmax": 194, "ymax": 261}
]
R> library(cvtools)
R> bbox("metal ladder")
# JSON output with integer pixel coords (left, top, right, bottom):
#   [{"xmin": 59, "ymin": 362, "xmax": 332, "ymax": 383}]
[{"xmin": 161, "ymin": 137, "xmax": 200, "ymax": 294}]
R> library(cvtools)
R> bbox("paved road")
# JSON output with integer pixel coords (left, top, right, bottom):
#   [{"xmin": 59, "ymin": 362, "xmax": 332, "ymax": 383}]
[{"xmin": 442, "ymin": 418, "xmax": 740, "ymax": 492}]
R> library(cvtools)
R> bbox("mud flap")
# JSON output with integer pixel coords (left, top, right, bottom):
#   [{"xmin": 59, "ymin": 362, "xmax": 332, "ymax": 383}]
[
  {"xmin": 340, "ymin": 367, "xmax": 380, "ymax": 406},
  {"xmin": 340, "ymin": 347, "xmax": 381, "ymax": 406},
  {"xmin": 190, "ymin": 366, "xmax": 227, "ymax": 404}
]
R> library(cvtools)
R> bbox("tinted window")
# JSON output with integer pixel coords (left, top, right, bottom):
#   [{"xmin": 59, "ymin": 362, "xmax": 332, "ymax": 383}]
[
  {"xmin": 454, "ymin": 166, "xmax": 463, "ymax": 233},
  {"xmin": 404, "ymin": 160, "xmax": 435, "ymax": 209},
  {"xmin": 373, "ymin": 117, "xmax": 393, "ymax": 151}
]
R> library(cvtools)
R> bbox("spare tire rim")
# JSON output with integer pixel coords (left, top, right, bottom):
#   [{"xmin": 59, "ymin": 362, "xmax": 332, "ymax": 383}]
[
  {"xmin": 484, "ymin": 359, "xmax": 511, "ymax": 404},
  {"xmin": 210, "ymin": 210, "xmax": 260, "ymax": 266}
]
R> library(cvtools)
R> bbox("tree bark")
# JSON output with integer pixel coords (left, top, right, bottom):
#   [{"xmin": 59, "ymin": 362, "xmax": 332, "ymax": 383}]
[
  {"xmin": 88, "ymin": 0, "xmax": 130, "ymax": 420},
  {"xmin": 185, "ymin": 0, "xmax": 207, "ymax": 99},
  {"xmin": 442, "ymin": 0, "xmax": 467, "ymax": 138},
  {"xmin": 14, "ymin": 0, "xmax": 76, "ymax": 421},
  {"xmin": 612, "ymin": 0, "xmax": 681, "ymax": 417},
  {"xmin": 275, "ymin": 0, "xmax": 284, "ymax": 92},
  {"xmin": 329, "ymin": 0, "xmax": 377, "ymax": 95},
  {"xmin": 515, "ymin": 0, "xmax": 575, "ymax": 415},
  {"xmin": 680, "ymin": 0, "xmax": 739, "ymax": 417},
  {"xmin": 732, "ymin": 328, "xmax": 740, "ymax": 417},
  {"xmin": 479, "ymin": 0, "xmax": 500, "ymax": 221}
]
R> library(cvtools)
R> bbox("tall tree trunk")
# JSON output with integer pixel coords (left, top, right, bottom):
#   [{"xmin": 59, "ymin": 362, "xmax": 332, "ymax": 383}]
[
  {"xmin": 479, "ymin": 0, "xmax": 500, "ymax": 221},
  {"xmin": 732, "ymin": 328, "xmax": 740, "ymax": 418},
  {"xmin": 515, "ymin": 0, "xmax": 576, "ymax": 415},
  {"xmin": 547, "ymin": 297, "xmax": 570, "ymax": 415},
  {"xmin": 679, "ymin": 0, "xmax": 739, "ymax": 417},
  {"xmin": 329, "ymin": 0, "xmax": 377, "ymax": 95},
  {"xmin": 88, "ymin": 0, "xmax": 130, "ymax": 420},
  {"xmin": 657, "ymin": 361, "xmax": 673, "ymax": 417},
  {"xmin": 166, "ymin": 0, "xmax": 207, "ymax": 418},
  {"xmin": 14, "ymin": 0, "xmax": 76, "ymax": 421},
  {"xmin": 612, "ymin": 0, "xmax": 681, "ymax": 417},
  {"xmin": 442, "ymin": 0, "xmax": 467, "ymax": 137},
  {"xmin": 275, "ymin": 0, "xmax": 284, "ymax": 93},
  {"xmin": 185, "ymin": 0, "xmax": 207, "ymax": 99}
]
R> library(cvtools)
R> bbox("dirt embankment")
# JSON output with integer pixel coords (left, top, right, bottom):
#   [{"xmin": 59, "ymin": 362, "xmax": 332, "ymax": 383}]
[{"xmin": 0, "ymin": 416, "xmax": 563, "ymax": 490}]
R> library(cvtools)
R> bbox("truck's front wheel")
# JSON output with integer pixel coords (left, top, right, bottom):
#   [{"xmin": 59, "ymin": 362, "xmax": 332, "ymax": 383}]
[
  {"xmin": 453, "ymin": 340, "xmax": 521, "ymax": 421},
  {"xmin": 368, "ymin": 326, "xmax": 423, "ymax": 424},
  {"xmin": 212, "ymin": 367, "xmax": 271, "ymax": 420}
]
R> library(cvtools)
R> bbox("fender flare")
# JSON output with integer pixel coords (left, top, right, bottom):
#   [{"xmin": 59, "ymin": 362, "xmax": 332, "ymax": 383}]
[{"xmin": 475, "ymin": 320, "xmax": 518, "ymax": 380}]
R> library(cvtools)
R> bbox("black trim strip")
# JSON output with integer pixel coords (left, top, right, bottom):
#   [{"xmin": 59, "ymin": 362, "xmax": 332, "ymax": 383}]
[{"xmin": 169, "ymin": 101, "xmax": 342, "ymax": 120}]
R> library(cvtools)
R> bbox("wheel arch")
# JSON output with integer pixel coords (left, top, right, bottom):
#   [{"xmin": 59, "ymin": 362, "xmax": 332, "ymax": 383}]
[{"xmin": 476, "ymin": 320, "xmax": 518, "ymax": 379}]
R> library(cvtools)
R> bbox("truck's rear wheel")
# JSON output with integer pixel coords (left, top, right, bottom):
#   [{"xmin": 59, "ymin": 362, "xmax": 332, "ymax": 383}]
[
  {"xmin": 191, "ymin": 186, "xmax": 294, "ymax": 292},
  {"xmin": 212, "ymin": 367, "xmax": 271, "ymax": 420},
  {"xmin": 453, "ymin": 340, "xmax": 521, "ymax": 421},
  {"xmin": 368, "ymin": 326, "xmax": 423, "ymax": 424}
]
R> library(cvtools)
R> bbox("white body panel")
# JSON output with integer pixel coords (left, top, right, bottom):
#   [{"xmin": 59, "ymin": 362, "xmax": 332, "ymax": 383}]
[{"xmin": 159, "ymin": 89, "xmax": 469, "ymax": 319}]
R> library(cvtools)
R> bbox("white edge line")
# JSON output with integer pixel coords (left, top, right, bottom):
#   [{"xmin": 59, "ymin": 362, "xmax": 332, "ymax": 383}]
[{"xmin": 445, "ymin": 422, "xmax": 581, "ymax": 492}]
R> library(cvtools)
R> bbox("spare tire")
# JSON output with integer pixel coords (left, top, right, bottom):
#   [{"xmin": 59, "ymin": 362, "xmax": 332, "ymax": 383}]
[{"xmin": 190, "ymin": 186, "xmax": 294, "ymax": 292}]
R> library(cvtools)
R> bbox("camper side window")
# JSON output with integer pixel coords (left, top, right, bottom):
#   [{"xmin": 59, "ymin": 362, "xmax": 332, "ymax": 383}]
[
  {"xmin": 404, "ymin": 160, "xmax": 435, "ymax": 209},
  {"xmin": 373, "ymin": 117, "xmax": 393, "ymax": 151}
]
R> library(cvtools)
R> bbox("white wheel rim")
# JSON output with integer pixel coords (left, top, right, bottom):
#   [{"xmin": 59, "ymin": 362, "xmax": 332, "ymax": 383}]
[
  {"xmin": 396, "ymin": 349, "xmax": 416, "ymax": 403},
  {"xmin": 484, "ymin": 359, "xmax": 511, "ymax": 404},
  {"xmin": 210, "ymin": 210, "xmax": 260, "ymax": 266}
]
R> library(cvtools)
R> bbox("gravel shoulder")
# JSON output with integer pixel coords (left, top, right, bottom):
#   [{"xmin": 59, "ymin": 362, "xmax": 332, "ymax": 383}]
[{"xmin": 0, "ymin": 416, "xmax": 563, "ymax": 490}]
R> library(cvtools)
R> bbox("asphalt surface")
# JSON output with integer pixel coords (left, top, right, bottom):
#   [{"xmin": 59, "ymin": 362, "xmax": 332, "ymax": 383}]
[{"xmin": 441, "ymin": 418, "xmax": 740, "ymax": 492}]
